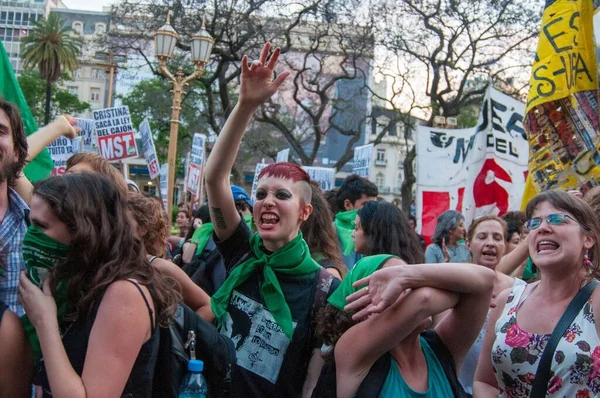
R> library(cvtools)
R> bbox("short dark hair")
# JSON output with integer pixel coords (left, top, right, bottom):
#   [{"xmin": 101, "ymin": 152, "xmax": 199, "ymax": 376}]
[
  {"xmin": 0, "ymin": 96, "xmax": 28, "ymax": 187},
  {"xmin": 336, "ymin": 174, "xmax": 378, "ymax": 210},
  {"xmin": 408, "ymin": 214, "xmax": 417, "ymax": 223}
]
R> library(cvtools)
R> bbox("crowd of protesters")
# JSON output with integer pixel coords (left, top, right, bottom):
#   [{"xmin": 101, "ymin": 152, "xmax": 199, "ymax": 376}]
[{"xmin": 1, "ymin": 42, "xmax": 600, "ymax": 398}]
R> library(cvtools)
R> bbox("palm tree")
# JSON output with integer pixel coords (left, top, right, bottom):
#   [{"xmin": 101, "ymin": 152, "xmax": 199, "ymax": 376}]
[{"xmin": 20, "ymin": 12, "xmax": 83, "ymax": 124}]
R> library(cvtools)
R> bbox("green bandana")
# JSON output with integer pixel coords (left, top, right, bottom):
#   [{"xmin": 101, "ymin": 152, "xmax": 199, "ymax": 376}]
[
  {"xmin": 192, "ymin": 223, "xmax": 214, "ymax": 255},
  {"xmin": 211, "ymin": 231, "xmax": 321, "ymax": 339},
  {"xmin": 327, "ymin": 254, "xmax": 395, "ymax": 312},
  {"xmin": 243, "ymin": 213, "xmax": 254, "ymax": 231},
  {"xmin": 335, "ymin": 209, "xmax": 358, "ymax": 256},
  {"xmin": 21, "ymin": 225, "xmax": 71, "ymax": 365}
]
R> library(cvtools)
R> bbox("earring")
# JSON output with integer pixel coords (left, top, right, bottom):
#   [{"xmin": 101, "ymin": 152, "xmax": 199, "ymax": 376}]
[{"xmin": 584, "ymin": 252, "xmax": 593, "ymax": 268}]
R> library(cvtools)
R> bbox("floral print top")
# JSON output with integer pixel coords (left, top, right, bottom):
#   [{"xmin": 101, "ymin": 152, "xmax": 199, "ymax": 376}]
[{"xmin": 492, "ymin": 283, "xmax": 600, "ymax": 398}]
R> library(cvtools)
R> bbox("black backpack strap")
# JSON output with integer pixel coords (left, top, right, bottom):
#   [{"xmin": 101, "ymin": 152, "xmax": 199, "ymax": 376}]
[
  {"xmin": 356, "ymin": 352, "xmax": 392, "ymax": 398},
  {"xmin": 530, "ymin": 279, "xmax": 599, "ymax": 397},
  {"xmin": 422, "ymin": 329, "xmax": 470, "ymax": 398}
]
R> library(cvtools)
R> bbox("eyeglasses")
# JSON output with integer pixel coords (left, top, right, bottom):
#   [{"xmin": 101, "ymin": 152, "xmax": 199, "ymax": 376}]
[{"xmin": 525, "ymin": 213, "xmax": 589, "ymax": 231}]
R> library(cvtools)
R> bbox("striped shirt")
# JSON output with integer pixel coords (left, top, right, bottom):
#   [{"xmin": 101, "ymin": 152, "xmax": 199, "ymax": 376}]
[{"xmin": 0, "ymin": 188, "xmax": 29, "ymax": 317}]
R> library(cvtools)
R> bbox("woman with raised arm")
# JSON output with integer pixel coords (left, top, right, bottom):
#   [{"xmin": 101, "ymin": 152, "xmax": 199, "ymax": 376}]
[
  {"xmin": 204, "ymin": 42, "xmax": 338, "ymax": 398},
  {"xmin": 18, "ymin": 173, "xmax": 180, "ymax": 397},
  {"xmin": 474, "ymin": 191, "xmax": 600, "ymax": 397}
]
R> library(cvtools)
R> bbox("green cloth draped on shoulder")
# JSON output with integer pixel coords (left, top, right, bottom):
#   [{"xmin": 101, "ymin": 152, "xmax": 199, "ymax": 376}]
[
  {"xmin": 334, "ymin": 209, "xmax": 358, "ymax": 256},
  {"xmin": 191, "ymin": 214, "xmax": 254, "ymax": 255},
  {"xmin": 328, "ymin": 254, "xmax": 395, "ymax": 312},
  {"xmin": 0, "ymin": 41, "xmax": 53, "ymax": 182},
  {"xmin": 211, "ymin": 231, "xmax": 321, "ymax": 339}
]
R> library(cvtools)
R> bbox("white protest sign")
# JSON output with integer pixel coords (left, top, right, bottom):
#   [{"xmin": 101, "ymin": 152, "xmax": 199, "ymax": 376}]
[
  {"xmin": 352, "ymin": 144, "xmax": 373, "ymax": 178},
  {"xmin": 48, "ymin": 136, "xmax": 74, "ymax": 176},
  {"xmin": 276, "ymin": 148, "xmax": 290, "ymax": 163},
  {"xmin": 74, "ymin": 118, "xmax": 96, "ymax": 152},
  {"xmin": 93, "ymin": 106, "xmax": 138, "ymax": 162},
  {"xmin": 416, "ymin": 86, "xmax": 528, "ymax": 240},
  {"xmin": 250, "ymin": 163, "xmax": 269, "ymax": 201},
  {"xmin": 303, "ymin": 166, "xmax": 336, "ymax": 191},
  {"xmin": 160, "ymin": 163, "xmax": 169, "ymax": 209},
  {"xmin": 138, "ymin": 118, "xmax": 160, "ymax": 180},
  {"xmin": 191, "ymin": 134, "xmax": 206, "ymax": 167},
  {"xmin": 186, "ymin": 163, "xmax": 202, "ymax": 196}
]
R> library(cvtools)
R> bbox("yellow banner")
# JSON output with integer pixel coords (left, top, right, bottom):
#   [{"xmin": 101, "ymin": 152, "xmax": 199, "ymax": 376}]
[{"xmin": 526, "ymin": 0, "xmax": 597, "ymax": 113}]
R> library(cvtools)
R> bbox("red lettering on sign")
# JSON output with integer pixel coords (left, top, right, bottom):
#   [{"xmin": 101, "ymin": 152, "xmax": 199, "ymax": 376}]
[{"xmin": 97, "ymin": 132, "xmax": 138, "ymax": 162}]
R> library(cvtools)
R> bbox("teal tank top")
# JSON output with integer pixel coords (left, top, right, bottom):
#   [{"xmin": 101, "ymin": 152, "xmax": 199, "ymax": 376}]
[{"xmin": 378, "ymin": 336, "xmax": 454, "ymax": 397}]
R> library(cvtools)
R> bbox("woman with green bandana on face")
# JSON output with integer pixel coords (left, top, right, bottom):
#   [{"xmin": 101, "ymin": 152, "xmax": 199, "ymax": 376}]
[{"xmin": 17, "ymin": 173, "xmax": 180, "ymax": 397}]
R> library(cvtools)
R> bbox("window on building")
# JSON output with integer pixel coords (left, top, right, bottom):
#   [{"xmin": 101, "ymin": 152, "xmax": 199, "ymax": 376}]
[
  {"xmin": 5, "ymin": 28, "xmax": 13, "ymax": 42},
  {"xmin": 375, "ymin": 173, "xmax": 384, "ymax": 190},
  {"xmin": 375, "ymin": 115, "xmax": 390, "ymax": 136},
  {"xmin": 8, "ymin": 12, "xmax": 14, "ymax": 24},
  {"xmin": 376, "ymin": 148, "xmax": 386, "ymax": 162},
  {"xmin": 30, "ymin": 14, "xmax": 38, "ymax": 23},
  {"xmin": 90, "ymin": 87, "xmax": 101, "ymax": 102},
  {"xmin": 95, "ymin": 23, "xmax": 106, "ymax": 34},
  {"xmin": 72, "ymin": 22, "xmax": 83, "ymax": 35},
  {"xmin": 12, "ymin": 29, "xmax": 21, "ymax": 41},
  {"xmin": 15, "ymin": 12, "xmax": 21, "ymax": 25},
  {"xmin": 67, "ymin": 86, "xmax": 78, "ymax": 94},
  {"xmin": 74, "ymin": 68, "xmax": 82, "ymax": 78},
  {"xmin": 22, "ymin": 13, "xmax": 29, "ymax": 25},
  {"xmin": 91, "ymin": 68, "xmax": 103, "ymax": 79},
  {"xmin": 0, "ymin": 12, "xmax": 7, "ymax": 24}
]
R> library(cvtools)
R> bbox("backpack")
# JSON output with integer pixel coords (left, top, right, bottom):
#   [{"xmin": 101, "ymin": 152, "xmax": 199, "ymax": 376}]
[
  {"xmin": 152, "ymin": 303, "xmax": 236, "ymax": 398},
  {"xmin": 181, "ymin": 239, "xmax": 226, "ymax": 296}
]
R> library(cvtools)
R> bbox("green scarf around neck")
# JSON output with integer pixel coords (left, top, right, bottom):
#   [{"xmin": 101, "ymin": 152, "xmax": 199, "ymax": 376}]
[
  {"xmin": 327, "ymin": 254, "xmax": 395, "ymax": 312},
  {"xmin": 334, "ymin": 209, "xmax": 358, "ymax": 256},
  {"xmin": 211, "ymin": 231, "xmax": 321, "ymax": 339},
  {"xmin": 192, "ymin": 223, "xmax": 214, "ymax": 255}
]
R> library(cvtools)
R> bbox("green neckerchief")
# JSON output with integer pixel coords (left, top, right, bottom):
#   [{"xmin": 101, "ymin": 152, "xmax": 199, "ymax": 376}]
[
  {"xmin": 328, "ymin": 254, "xmax": 395, "ymax": 311},
  {"xmin": 211, "ymin": 231, "xmax": 321, "ymax": 339},
  {"xmin": 522, "ymin": 257, "xmax": 538, "ymax": 281},
  {"xmin": 335, "ymin": 209, "xmax": 358, "ymax": 256},
  {"xmin": 243, "ymin": 213, "xmax": 254, "ymax": 231},
  {"xmin": 192, "ymin": 223, "xmax": 214, "ymax": 255}
]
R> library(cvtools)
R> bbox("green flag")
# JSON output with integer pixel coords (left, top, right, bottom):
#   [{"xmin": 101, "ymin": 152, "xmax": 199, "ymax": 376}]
[{"xmin": 0, "ymin": 41, "xmax": 53, "ymax": 182}]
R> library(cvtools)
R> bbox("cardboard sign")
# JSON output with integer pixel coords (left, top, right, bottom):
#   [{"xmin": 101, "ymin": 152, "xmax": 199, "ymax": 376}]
[
  {"xmin": 415, "ymin": 86, "xmax": 528, "ymax": 241},
  {"xmin": 250, "ymin": 163, "xmax": 269, "ymax": 201},
  {"xmin": 48, "ymin": 136, "xmax": 74, "ymax": 176},
  {"xmin": 160, "ymin": 163, "xmax": 169, "ymax": 209},
  {"xmin": 97, "ymin": 131, "xmax": 138, "ymax": 162},
  {"xmin": 276, "ymin": 148, "xmax": 290, "ymax": 163},
  {"xmin": 138, "ymin": 118, "xmax": 160, "ymax": 180},
  {"xmin": 186, "ymin": 163, "xmax": 202, "ymax": 195},
  {"xmin": 352, "ymin": 144, "xmax": 373, "ymax": 178},
  {"xmin": 74, "ymin": 118, "xmax": 96, "ymax": 152},
  {"xmin": 303, "ymin": 166, "xmax": 335, "ymax": 191}
]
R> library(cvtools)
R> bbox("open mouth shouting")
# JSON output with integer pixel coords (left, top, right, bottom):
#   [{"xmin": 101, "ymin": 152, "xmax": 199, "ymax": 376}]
[
  {"xmin": 536, "ymin": 240, "xmax": 560, "ymax": 254},
  {"xmin": 259, "ymin": 212, "xmax": 280, "ymax": 230},
  {"xmin": 481, "ymin": 249, "xmax": 497, "ymax": 259}
]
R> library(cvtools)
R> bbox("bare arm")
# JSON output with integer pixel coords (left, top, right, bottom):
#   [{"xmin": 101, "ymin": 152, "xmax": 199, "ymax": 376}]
[
  {"xmin": 496, "ymin": 235, "xmax": 529, "ymax": 276},
  {"xmin": 335, "ymin": 287, "xmax": 459, "ymax": 398},
  {"xmin": 153, "ymin": 258, "xmax": 214, "ymax": 322},
  {"xmin": 301, "ymin": 349, "xmax": 325, "ymax": 398},
  {"xmin": 0, "ymin": 310, "xmax": 32, "ymax": 398},
  {"xmin": 27, "ymin": 115, "xmax": 79, "ymax": 161},
  {"xmin": 473, "ymin": 288, "xmax": 511, "ymax": 397},
  {"xmin": 204, "ymin": 42, "xmax": 289, "ymax": 241}
]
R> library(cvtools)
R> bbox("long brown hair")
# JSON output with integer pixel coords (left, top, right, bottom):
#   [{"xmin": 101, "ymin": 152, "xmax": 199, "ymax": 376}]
[
  {"xmin": 35, "ymin": 174, "xmax": 180, "ymax": 325},
  {"xmin": 0, "ymin": 96, "xmax": 28, "ymax": 187},
  {"xmin": 301, "ymin": 182, "xmax": 347, "ymax": 277},
  {"xmin": 127, "ymin": 193, "xmax": 168, "ymax": 257}
]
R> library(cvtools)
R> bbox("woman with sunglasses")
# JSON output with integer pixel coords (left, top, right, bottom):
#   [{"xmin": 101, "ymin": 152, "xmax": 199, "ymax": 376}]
[{"xmin": 474, "ymin": 190, "xmax": 600, "ymax": 397}]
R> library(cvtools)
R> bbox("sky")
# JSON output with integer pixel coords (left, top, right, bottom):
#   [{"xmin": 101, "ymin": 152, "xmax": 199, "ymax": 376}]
[{"xmin": 62, "ymin": 0, "xmax": 113, "ymax": 12}]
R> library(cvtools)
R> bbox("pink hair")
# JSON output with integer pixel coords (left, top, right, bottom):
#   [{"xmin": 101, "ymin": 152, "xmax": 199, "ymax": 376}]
[{"xmin": 258, "ymin": 162, "xmax": 311, "ymax": 183}]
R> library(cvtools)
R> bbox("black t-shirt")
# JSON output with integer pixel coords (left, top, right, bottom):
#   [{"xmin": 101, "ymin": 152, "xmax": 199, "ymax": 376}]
[{"xmin": 214, "ymin": 220, "xmax": 328, "ymax": 397}]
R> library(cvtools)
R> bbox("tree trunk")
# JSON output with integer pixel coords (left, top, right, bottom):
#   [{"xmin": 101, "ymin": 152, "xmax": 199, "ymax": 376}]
[
  {"xmin": 401, "ymin": 146, "xmax": 416, "ymax": 215},
  {"xmin": 44, "ymin": 79, "xmax": 52, "ymax": 125}
]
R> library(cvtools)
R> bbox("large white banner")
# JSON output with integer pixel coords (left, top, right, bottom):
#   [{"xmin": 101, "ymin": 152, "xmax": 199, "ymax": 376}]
[{"xmin": 416, "ymin": 86, "xmax": 528, "ymax": 240}]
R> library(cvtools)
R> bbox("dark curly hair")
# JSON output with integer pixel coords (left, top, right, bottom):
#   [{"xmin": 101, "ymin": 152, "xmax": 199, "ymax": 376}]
[
  {"xmin": 35, "ymin": 174, "xmax": 181, "ymax": 325},
  {"xmin": 0, "ymin": 96, "xmax": 28, "ymax": 187}
]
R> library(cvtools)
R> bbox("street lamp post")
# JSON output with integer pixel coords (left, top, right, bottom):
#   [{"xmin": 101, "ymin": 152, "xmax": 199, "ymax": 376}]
[
  {"xmin": 154, "ymin": 12, "xmax": 214, "ymax": 226},
  {"xmin": 94, "ymin": 51, "xmax": 127, "ymax": 107}
]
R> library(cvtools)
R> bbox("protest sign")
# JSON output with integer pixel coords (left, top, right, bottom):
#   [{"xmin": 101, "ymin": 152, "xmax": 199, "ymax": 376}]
[
  {"xmin": 276, "ymin": 148, "xmax": 290, "ymax": 163},
  {"xmin": 352, "ymin": 144, "xmax": 373, "ymax": 178},
  {"xmin": 250, "ymin": 163, "xmax": 269, "ymax": 201},
  {"xmin": 93, "ymin": 106, "xmax": 138, "ymax": 162},
  {"xmin": 47, "ymin": 136, "xmax": 74, "ymax": 176},
  {"xmin": 160, "ymin": 164, "xmax": 168, "ymax": 209},
  {"xmin": 303, "ymin": 167, "xmax": 335, "ymax": 191},
  {"xmin": 186, "ymin": 163, "xmax": 202, "ymax": 196},
  {"xmin": 138, "ymin": 118, "xmax": 160, "ymax": 180},
  {"xmin": 74, "ymin": 118, "xmax": 96, "ymax": 152},
  {"xmin": 520, "ymin": 0, "xmax": 600, "ymax": 203},
  {"xmin": 415, "ymin": 86, "xmax": 528, "ymax": 242},
  {"xmin": 191, "ymin": 134, "xmax": 206, "ymax": 167}
]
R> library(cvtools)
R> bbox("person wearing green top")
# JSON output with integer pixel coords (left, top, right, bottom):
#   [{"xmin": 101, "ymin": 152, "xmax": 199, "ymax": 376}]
[
  {"xmin": 204, "ymin": 43, "xmax": 339, "ymax": 397},
  {"xmin": 334, "ymin": 174, "xmax": 378, "ymax": 270}
]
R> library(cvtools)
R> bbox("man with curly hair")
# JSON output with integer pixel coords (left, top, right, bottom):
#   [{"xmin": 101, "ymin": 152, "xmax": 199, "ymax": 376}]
[{"xmin": 0, "ymin": 96, "xmax": 29, "ymax": 316}]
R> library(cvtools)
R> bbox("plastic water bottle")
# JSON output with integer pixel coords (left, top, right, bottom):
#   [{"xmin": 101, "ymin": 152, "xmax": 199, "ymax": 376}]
[{"xmin": 178, "ymin": 359, "xmax": 208, "ymax": 398}]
